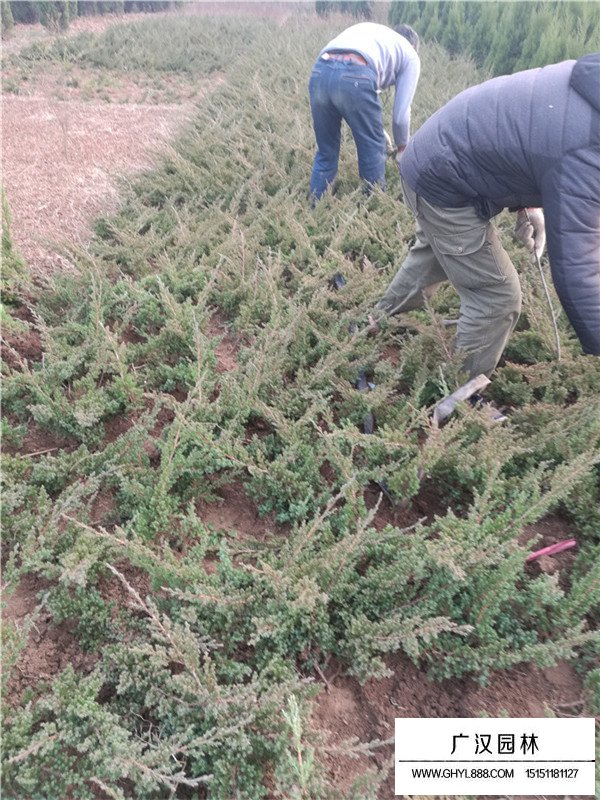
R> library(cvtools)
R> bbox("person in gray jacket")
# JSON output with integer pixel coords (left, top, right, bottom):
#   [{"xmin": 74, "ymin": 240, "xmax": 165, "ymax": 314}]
[
  {"xmin": 376, "ymin": 52, "xmax": 600, "ymax": 379},
  {"xmin": 309, "ymin": 22, "xmax": 420, "ymax": 201}
]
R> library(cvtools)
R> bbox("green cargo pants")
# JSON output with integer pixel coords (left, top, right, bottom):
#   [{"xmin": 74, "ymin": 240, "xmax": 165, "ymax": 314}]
[{"xmin": 377, "ymin": 178, "xmax": 522, "ymax": 378}]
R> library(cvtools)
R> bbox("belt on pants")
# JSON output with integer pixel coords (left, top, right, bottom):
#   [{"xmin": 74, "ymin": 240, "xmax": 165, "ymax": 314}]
[{"xmin": 321, "ymin": 51, "xmax": 368, "ymax": 66}]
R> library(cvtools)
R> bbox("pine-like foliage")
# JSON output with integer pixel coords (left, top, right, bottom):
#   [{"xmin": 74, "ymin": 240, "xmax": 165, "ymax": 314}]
[
  {"xmin": 389, "ymin": 1, "xmax": 598, "ymax": 74},
  {"xmin": 5, "ymin": 0, "xmax": 177, "ymax": 31},
  {"xmin": 1, "ymin": 192, "xmax": 26, "ymax": 304},
  {"xmin": 315, "ymin": 0, "xmax": 373, "ymax": 19},
  {"xmin": 2, "ymin": 11, "xmax": 599, "ymax": 798},
  {"xmin": 0, "ymin": 0, "xmax": 14, "ymax": 34}
]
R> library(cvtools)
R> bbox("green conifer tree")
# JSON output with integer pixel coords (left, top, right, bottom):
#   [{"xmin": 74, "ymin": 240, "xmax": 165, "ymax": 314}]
[
  {"xmin": 441, "ymin": 1, "xmax": 468, "ymax": 57},
  {"xmin": 470, "ymin": 2, "xmax": 500, "ymax": 68},
  {"xmin": 533, "ymin": 17, "xmax": 571, "ymax": 66},
  {"xmin": 348, "ymin": 1, "xmax": 373, "ymax": 20},
  {"xmin": 1, "ymin": 0, "xmax": 14, "ymax": 34},
  {"xmin": 315, "ymin": 0, "xmax": 331, "ymax": 17},
  {"xmin": 9, "ymin": 0, "xmax": 40, "ymax": 23},
  {"xmin": 37, "ymin": 0, "xmax": 69, "ymax": 30},
  {"xmin": 76, "ymin": 0, "xmax": 94, "ymax": 14},
  {"xmin": 419, "ymin": 1, "xmax": 442, "ymax": 41},
  {"xmin": 485, "ymin": 2, "xmax": 531, "ymax": 75},
  {"xmin": 389, "ymin": 0, "xmax": 421, "ymax": 27}
]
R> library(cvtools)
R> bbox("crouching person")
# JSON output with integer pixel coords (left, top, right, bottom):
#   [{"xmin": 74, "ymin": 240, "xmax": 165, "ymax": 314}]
[{"xmin": 376, "ymin": 52, "xmax": 600, "ymax": 379}]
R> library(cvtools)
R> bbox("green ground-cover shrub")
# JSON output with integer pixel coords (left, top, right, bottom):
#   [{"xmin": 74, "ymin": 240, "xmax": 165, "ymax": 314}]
[
  {"xmin": 1, "ymin": 191, "xmax": 27, "ymax": 304},
  {"xmin": 2, "ymin": 12, "xmax": 599, "ymax": 798},
  {"xmin": 13, "ymin": 14, "xmax": 255, "ymax": 74}
]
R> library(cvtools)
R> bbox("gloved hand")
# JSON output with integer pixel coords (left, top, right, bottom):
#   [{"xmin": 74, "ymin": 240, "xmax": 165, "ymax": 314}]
[{"xmin": 514, "ymin": 207, "xmax": 546, "ymax": 260}]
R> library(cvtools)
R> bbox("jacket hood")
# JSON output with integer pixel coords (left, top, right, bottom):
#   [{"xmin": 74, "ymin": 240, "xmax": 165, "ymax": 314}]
[{"xmin": 570, "ymin": 52, "xmax": 600, "ymax": 112}]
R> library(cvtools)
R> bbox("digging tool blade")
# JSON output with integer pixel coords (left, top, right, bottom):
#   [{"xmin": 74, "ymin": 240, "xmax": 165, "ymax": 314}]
[{"xmin": 433, "ymin": 374, "xmax": 491, "ymax": 426}]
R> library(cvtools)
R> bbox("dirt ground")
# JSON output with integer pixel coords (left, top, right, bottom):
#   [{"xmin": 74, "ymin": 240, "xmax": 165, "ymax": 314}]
[
  {"xmin": 1, "ymin": 8, "xmax": 226, "ymax": 276},
  {"xmin": 313, "ymin": 653, "xmax": 585, "ymax": 798},
  {"xmin": 1, "ymin": 3, "xmax": 322, "ymax": 277}
]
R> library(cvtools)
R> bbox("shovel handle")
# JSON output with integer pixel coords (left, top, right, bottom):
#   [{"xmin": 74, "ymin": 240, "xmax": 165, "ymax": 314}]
[{"xmin": 433, "ymin": 374, "xmax": 491, "ymax": 425}]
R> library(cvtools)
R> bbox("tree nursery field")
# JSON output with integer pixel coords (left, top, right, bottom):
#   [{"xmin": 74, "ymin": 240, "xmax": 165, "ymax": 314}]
[{"xmin": 1, "ymin": 7, "xmax": 599, "ymax": 799}]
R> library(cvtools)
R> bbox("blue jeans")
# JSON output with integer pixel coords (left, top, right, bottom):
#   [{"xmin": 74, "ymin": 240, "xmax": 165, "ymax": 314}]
[{"xmin": 309, "ymin": 57, "xmax": 386, "ymax": 200}]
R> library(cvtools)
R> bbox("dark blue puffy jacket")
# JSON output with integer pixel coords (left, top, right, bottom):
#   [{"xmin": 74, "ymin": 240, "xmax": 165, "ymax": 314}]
[{"xmin": 401, "ymin": 53, "xmax": 600, "ymax": 355}]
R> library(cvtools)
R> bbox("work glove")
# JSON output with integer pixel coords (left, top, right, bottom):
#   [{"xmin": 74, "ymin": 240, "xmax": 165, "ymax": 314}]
[{"xmin": 514, "ymin": 207, "xmax": 546, "ymax": 260}]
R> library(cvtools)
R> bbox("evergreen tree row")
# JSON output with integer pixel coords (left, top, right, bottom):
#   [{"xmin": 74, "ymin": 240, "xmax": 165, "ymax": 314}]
[
  {"xmin": 315, "ymin": 1, "xmax": 373, "ymax": 19},
  {"xmin": 1, "ymin": 0, "xmax": 176, "ymax": 34},
  {"xmin": 389, "ymin": 1, "xmax": 598, "ymax": 75}
]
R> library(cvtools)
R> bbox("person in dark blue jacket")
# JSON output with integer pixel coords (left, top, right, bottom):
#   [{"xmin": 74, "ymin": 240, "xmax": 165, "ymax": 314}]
[{"xmin": 376, "ymin": 53, "xmax": 600, "ymax": 379}]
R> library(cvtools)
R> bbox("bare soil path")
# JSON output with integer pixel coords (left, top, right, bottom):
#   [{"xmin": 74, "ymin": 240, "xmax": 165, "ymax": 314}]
[
  {"xmin": 1, "ymin": 10, "xmax": 220, "ymax": 276},
  {"xmin": 1, "ymin": 3, "xmax": 313, "ymax": 277},
  {"xmin": 2, "ymin": 87, "xmax": 216, "ymax": 275}
]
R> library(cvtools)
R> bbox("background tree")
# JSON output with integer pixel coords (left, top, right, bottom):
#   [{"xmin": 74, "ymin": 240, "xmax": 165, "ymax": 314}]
[
  {"xmin": 9, "ymin": 0, "xmax": 40, "ymax": 23},
  {"xmin": 389, "ymin": 0, "xmax": 598, "ymax": 74},
  {"xmin": 7, "ymin": 0, "xmax": 173, "ymax": 24},
  {"xmin": 470, "ymin": 3, "xmax": 499, "ymax": 70},
  {"xmin": 441, "ymin": 1, "xmax": 468, "ymax": 58},
  {"xmin": 38, "ymin": 1, "xmax": 70, "ymax": 31},
  {"xmin": 315, "ymin": 0, "xmax": 373, "ymax": 20},
  {"xmin": 1, "ymin": 0, "xmax": 14, "ymax": 35}
]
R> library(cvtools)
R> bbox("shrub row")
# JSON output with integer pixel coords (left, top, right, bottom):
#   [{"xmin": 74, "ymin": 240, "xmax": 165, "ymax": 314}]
[{"xmin": 389, "ymin": 1, "xmax": 598, "ymax": 75}]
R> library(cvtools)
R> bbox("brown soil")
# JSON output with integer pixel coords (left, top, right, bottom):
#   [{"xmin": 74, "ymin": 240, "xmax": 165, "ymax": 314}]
[
  {"xmin": 90, "ymin": 487, "xmax": 119, "ymax": 528},
  {"xmin": 1, "ymin": 324, "xmax": 43, "ymax": 370},
  {"xmin": 2, "ymin": 10, "xmax": 225, "ymax": 278},
  {"xmin": 2, "ymin": 574, "xmax": 99, "ymax": 706},
  {"xmin": 365, "ymin": 476, "xmax": 452, "ymax": 532},
  {"xmin": 3, "ymin": 562, "xmax": 153, "ymax": 707},
  {"xmin": 0, "ymin": 302, "xmax": 44, "ymax": 371},
  {"xmin": 96, "ymin": 559, "xmax": 153, "ymax": 613},
  {"xmin": 522, "ymin": 513, "xmax": 579, "ymax": 581},
  {"xmin": 5, "ymin": 420, "xmax": 77, "ymax": 458},
  {"xmin": 195, "ymin": 479, "xmax": 282, "ymax": 541},
  {"xmin": 207, "ymin": 311, "xmax": 241, "ymax": 374},
  {"xmin": 312, "ymin": 652, "xmax": 585, "ymax": 799}
]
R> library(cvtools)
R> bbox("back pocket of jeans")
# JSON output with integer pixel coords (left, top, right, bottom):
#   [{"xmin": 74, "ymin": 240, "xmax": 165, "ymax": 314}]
[{"xmin": 341, "ymin": 73, "xmax": 373, "ymax": 89}]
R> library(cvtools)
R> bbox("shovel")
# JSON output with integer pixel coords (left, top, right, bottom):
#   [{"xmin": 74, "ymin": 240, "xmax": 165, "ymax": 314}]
[{"xmin": 432, "ymin": 374, "xmax": 492, "ymax": 426}]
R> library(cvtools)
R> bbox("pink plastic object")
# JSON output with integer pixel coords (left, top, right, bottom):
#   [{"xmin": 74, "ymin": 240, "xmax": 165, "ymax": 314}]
[{"xmin": 525, "ymin": 539, "xmax": 577, "ymax": 563}]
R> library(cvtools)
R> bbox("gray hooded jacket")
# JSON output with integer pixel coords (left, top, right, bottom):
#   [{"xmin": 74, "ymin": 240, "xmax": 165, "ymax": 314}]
[{"xmin": 401, "ymin": 53, "xmax": 600, "ymax": 355}]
